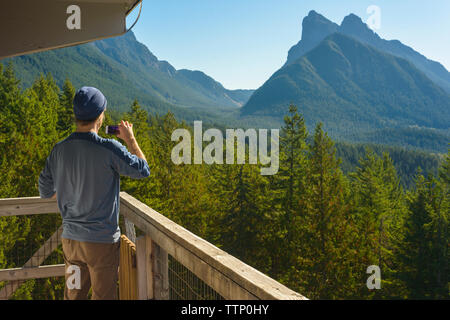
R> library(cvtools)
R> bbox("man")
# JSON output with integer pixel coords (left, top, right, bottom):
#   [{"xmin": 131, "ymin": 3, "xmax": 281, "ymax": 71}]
[{"xmin": 38, "ymin": 86, "xmax": 150, "ymax": 300}]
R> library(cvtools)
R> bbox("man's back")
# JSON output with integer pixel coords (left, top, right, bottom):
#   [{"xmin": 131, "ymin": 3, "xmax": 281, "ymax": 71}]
[
  {"xmin": 39, "ymin": 86, "xmax": 150, "ymax": 300},
  {"xmin": 39, "ymin": 131, "xmax": 150, "ymax": 243}
]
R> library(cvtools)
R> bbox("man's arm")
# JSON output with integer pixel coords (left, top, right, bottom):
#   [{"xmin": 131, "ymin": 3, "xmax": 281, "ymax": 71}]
[
  {"xmin": 125, "ymin": 137, "xmax": 147, "ymax": 162},
  {"xmin": 117, "ymin": 120, "xmax": 147, "ymax": 162},
  {"xmin": 39, "ymin": 150, "xmax": 56, "ymax": 199},
  {"xmin": 112, "ymin": 120, "xmax": 150, "ymax": 179}
]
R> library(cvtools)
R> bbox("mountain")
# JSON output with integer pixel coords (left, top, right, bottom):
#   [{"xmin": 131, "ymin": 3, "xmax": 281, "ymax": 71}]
[
  {"xmin": 241, "ymin": 11, "xmax": 450, "ymax": 152},
  {"xmin": 241, "ymin": 32, "xmax": 450, "ymax": 136},
  {"xmin": 1, "ymin": 31, "xmax": 254, "ymax": 113},
  {"xmin": 2, "ymin": 38, "xmax": 175, "ymax": 114},
  {"xmin": 286, "ymin": 10, "xmax": 338, "ymax": 66},
  {"xmin": 286, "ymin": 11, "xmax": 450, "ymax": 93},
  {"xmin": 91, "ymin": 32, "xmax": 253, "ymax": 108}
]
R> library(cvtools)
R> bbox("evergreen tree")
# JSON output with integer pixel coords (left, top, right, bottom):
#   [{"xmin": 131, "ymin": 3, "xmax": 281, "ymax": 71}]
[
  {"xmin": 0, "ymin": 65, "xmax": 63, "ymax": 299},
  {"xmin": 270, "ymin": 105, "xmax": 308, "ymax": 279},
  {"xmin": 398, "ymin": 166, "xmax": 449, "ymax": 299},
  {"xmin": 57, "ymin": 79, "xmax": 75, "ymax": 138},
  {"xmin": 297, "ymin": 123, "xmax": 355, "ymax": 299},
  {"xmin": 350, "ymin": 150, "xmax": 407, "ymax": 298},
  {"xmin": 213, "ymin": 162, "xmax": 275, "ymax": 273}
]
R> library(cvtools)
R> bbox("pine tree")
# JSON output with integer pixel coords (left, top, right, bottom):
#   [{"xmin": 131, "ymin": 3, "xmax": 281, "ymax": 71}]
[
  {"xmin": 397, "ymin": 164, "xmax": 449, "ymax": 299},
  {"xmin": 57, "ymin": 79, "xmax": 75, "ymax": 138},
  {"xmin": 0, "ymin": 62, "xmax": 23, "ymax": 197},
  {"xmin": 298, "ymin": 123, "xmax": 355, "ymax": 299},
  {"xmin": 277, "ymin": 105, "xmax": 308, "ymax": 238},
  {"xmin": 0, "ymin": 63, "xmax": 29, "ymax": 270},
  {"xmin": 349, "ymin": 149, "xmax": 407, "ymax": 298},
  {"xmin": 210, "ymin": 158, "xmax": 275, "ymax": 273},
  {"xmin": 270, "ymin": 105, "xmax": 308, "ymax": 278},
  {"xmin": 0, "ymin": 65, "xmax": 63, "ymax": 299}
]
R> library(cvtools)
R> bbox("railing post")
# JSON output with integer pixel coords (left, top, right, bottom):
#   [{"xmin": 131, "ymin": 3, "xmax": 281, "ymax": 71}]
[
  {"xmin": 118, "ymin": 235, "xmax": 137, "ymax": 300},
  {"xmin": 152, "ymin": 242, "xmax": 169, "ymax": 300},
  {"xmin": 136, "ymin": 235, "xmax": 154, "ymax": 300},
  {"xmin": 124, "ymin": 218, "xmax": 136, "ymax": 244}
]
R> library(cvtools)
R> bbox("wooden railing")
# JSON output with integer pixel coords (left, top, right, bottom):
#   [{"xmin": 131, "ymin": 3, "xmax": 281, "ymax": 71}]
[
  {"xmin": 0, "ymin": 197, "xmax": 63, "ymax": 299},
  {"xmin": 0, "ymin": 193, "xmax": 307, "ymax": 300}
]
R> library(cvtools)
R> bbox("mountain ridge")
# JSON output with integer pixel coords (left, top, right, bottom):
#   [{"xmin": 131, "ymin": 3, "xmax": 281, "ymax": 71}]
[
  {"xmin": 2, "ymin": 31, "xmax": 254, "ymax": 112},
  {"xmin": 242, "ymin": 32, "xmax": 450, "ymax": 136},
  {"xmin": 285, "ymin": 10, "xmax": 450, "ymax": 93}
]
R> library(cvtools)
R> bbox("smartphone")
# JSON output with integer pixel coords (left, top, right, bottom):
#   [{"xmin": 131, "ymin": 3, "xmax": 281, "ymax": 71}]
[{"xmin": 105, "ymin": 125, "xmax": 119, "ymax": 135}]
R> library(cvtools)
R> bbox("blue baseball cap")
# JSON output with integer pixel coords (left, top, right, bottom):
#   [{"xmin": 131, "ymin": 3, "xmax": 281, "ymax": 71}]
[{"xmin": 73, "ymin": 86, "xmax": 107, "ymax": 121}]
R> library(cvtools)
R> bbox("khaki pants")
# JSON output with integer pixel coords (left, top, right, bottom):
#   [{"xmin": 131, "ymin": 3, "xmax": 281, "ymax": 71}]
[{"xmin": 62, "ymin": 238, "xmax": 120, "ymax": 300}]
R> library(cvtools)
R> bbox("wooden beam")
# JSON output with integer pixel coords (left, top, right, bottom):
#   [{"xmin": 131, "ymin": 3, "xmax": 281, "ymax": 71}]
[
  {"xmin": 136, "ymin": 235, "xmax": 154, "ymax": 300},
  {"xmin": 152, "ymin": 242, "xmax": 169, "ymax": 300},
  {"xmin": 0, "ymin": 265, "xmax": 65, "ymax": 282},
  {"xmin": 124, "ymin": 218, "xmax": 136, "ymax": 244},
  {"xmin": 120, "ymin": 192, "xmax": 306, "ymax": 300},
  {"xmin": 119, "ymin": 235, "xmax": 137, "ymax": 300},
  {"xmin": 136, "ymin": 236, "xmax": 147, "ymax": 299},
  {"xmin": 0, "ymin": 196, "xmax": 59, "ymax": 217}
]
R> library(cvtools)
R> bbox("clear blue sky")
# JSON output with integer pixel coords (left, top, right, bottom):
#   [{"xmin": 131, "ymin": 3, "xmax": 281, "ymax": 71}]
[{"xmin": 126, "ymin": 0, "xmax": 450, "ymax": 90}]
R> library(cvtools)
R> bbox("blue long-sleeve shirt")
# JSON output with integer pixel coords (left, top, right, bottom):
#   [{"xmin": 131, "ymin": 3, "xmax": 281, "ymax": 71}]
[{"xmin": 38, "ymin": 131, "xmax": 150, "ymax": 243}]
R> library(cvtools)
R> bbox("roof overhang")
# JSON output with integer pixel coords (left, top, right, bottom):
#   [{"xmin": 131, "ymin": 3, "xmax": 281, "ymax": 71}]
[{"xmin": 0, "ymin": 0, "xmax": 142, "ymax": 59}]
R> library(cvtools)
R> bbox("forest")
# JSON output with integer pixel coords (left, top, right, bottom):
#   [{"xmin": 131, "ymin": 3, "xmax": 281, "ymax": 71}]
[{"xmin": 0, "ymin": 63, "xmax": 448, "ymax": 299}]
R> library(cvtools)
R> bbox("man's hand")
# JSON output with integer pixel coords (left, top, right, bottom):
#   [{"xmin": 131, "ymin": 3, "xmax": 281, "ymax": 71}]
[
  {"xmin": 117, "ymin": 120, "xmax": 135, "ymax": 145},
  {"xmin": 117, "ymin": 120, "xmax": 147, "ymax": 162}
]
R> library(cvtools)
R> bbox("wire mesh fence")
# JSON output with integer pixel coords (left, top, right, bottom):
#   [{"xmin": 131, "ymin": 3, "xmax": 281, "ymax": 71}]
[
  {"xmin": 168, "ymin": 254, "xmax": 223, "ymax": 300},
  {"xmin": 129, "ymin": 220, "xmax": 224, "ymax": 300},
  {"xmin": 0, "ymin": 214, "xmax": 64, "ymax": 300}
]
